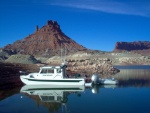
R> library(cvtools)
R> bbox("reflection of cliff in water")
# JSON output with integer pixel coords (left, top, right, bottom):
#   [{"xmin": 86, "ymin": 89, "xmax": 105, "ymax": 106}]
[
  {"xmin": 115, "ymin": 69, "xmax": 150, "ymax": 87},
  {"xmin": 0, "ymin": 87, "xmax": 21, "ymax": 100},
  {"xmin": 20, "ymin": 85, "xmax": 84, "ymax": 113}
]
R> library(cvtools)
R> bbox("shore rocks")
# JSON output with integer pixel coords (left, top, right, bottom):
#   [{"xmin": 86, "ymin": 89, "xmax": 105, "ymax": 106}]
[{"xmin": 46, "ymin": 55, "xmax": 120, "ymax": 76}]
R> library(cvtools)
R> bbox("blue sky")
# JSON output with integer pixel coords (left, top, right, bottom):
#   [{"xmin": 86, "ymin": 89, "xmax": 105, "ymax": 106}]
[{"xmin": 0, "ymin": 0, "xmax": 150, "ymax": 51}]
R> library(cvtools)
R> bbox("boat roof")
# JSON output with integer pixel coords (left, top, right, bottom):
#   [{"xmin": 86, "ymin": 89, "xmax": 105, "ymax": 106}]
[{"xmin": 40, "ymin": 66, "xmax": 61, "ymax": 69}]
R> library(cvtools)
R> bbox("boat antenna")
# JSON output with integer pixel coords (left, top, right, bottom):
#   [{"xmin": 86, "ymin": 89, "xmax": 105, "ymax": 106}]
[
  {"xmin": 61, "ymin": 43, "xmax": 63, "ymax": 63},
  {"xmin": 60, "ymin": 43, "xmax": 67, "ymax": 65},
  {"xmin": 64, "ymin": 44, "xmax": 66, "ymax": 64}
]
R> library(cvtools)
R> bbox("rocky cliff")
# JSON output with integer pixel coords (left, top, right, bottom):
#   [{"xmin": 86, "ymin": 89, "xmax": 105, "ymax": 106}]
[
  {"xmin": 4, "ymin": 20, "xmax": 86, "ymax": 57},
  {"xmin": 113, "ymin": 41, "xmax": 150, "ymax": 55}
]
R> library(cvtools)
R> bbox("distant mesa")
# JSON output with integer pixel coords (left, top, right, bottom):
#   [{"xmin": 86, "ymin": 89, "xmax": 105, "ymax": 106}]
[
  {"xmin": 114, "ymin": 41, "xmax": 150, "ymax": 51},
  {"xmin": 4, "ymin": 20, "xmax": 87, "ymax": 57},
  {"xmin": 113, "ymin": 41, "xmax": 150, "ymax": 55}
]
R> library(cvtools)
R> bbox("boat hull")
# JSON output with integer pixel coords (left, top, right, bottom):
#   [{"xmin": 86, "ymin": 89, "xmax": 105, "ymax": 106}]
[{"xmin": 20, "ymin": 75, "xmax": 85, "ymax": 86}]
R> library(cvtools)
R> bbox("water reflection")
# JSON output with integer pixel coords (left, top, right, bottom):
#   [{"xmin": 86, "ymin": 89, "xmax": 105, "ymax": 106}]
[
  {"xmin": 1, "ymin": 66, "xmax": 150, "ymax": 113},
  {"xmin": 0, "ymin": 87, "xmax": 20, "ymax": 100},
  {"xmin": 114, "ymin": 68, "xmax": 150, "ymax": 87},
  {"xmin": 1, "ymin": 82, "xmax": 150, "ymax": 113},
  {"xmin": 20, "ymin": 85, "xmax": 85, "ymax": 113},
  {"xmin": 91, "ymin": 84, "xmax": 117, "ymax": 94},
  {"xmin": 20, "ymin": 85, "xmax": 118, "ymax": 112}
]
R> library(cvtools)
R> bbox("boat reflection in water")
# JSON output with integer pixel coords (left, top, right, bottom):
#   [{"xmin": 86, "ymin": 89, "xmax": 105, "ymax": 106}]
[
  {"xmin": 20, "ymin": 84, "xmax": 117, "ymax": 112},
  {"xmin": 20, "ymin": 85, "xmax": 85, "ymax": 112},
  {"xmin": 14, "ymin": 79, "xmax": 150, "ymax": 113},
  {"xmin": 91, "ymin": 84, "xmax": 117, "ymax": 94}
]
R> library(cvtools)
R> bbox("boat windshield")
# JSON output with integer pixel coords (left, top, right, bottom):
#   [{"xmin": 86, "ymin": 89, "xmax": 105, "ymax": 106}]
[{"xmin": 40, "ymin": 69, "xmax": 54, "ymax": 74}]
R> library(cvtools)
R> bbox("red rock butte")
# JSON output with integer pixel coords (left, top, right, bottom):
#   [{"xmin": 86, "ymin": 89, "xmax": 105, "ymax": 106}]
[
  {"xmin": 4, "ymin": 20, "xmax": 87, "ymax": 56},
  {"xmin": 113, "ymin": 41, "xmax": 150, "ymax": 55}
]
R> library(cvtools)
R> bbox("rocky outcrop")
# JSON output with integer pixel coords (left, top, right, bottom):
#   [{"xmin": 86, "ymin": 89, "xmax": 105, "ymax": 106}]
[
  {"xmin": 0, "ymin": 49, "xmax": 16, "ymax": 61},
  {"xmin": 66, "ymin": 58, "xmax": 119, "ymax": 76},
  {"xmin": 113, "ymin": 41, "xmax": 150, "ymax": 55},
  {"xmin": 4, "ymin": 20, "xmax": 86, "ymax": 57},
  {"xmin": 5, "ymin": 54, "xmax": 39, "ymax": 64},
  {"xmin": 46, "ymin": 54, "xmax": 120, "ymax": 77}
]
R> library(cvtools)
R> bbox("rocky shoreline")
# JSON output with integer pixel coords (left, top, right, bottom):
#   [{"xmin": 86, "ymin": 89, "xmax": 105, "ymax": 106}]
[{"xmin": 1, "ymin": 50, "xmax": 150, "ymax": 87}]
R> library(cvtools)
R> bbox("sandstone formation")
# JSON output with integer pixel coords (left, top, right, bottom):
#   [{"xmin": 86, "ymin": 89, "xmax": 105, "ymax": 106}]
[
  {"xmin": 113, "ymin": 41, "xmax": 150, "ymax": 55},
  {"xmin": 4, "ymin": 20, "xmax": 86, "ymax": 57}
]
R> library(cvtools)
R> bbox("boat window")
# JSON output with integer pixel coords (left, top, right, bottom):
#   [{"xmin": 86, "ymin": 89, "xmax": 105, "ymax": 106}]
[
  {"xmin": 30, "ymin": 75, "xmax": 34, "ymax": 78},
  {"xmin": 40, "ymin": 69, "xmax": 47, "ymax": 73},
  {"xmin": 57, "ymin": 69, "xmax": 61, "ymax": 73},
  {"xmin": 47, "ymin": 69, "xmax": 54, "ymax": 73},
  {"xmin": 40, "ymin": 69, "xmax": 54, "ymax": 74}
]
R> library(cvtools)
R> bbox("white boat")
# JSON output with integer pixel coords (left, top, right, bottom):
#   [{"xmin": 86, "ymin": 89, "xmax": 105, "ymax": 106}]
[
  {"xmin": 20, "ymin": 63, "xmax": 118, "ymax": 86},
  {"xmin": 91, "ymin": 74, "xmax": 118, "ymax": 85},
  {"xmin": 20, "ymin": 63, "xmax": 85, "ymax": 86},
  {"xmin": 99, "ymin": 78, "xmax": 118, "ymax": 85}
]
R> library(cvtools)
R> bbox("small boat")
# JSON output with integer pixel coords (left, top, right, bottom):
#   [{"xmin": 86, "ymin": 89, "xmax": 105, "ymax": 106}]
[
  {"xmin": 91, "ymin": 74, "xmax": 118, "ymax": 85},
  {"xmin": 20, "ymin": 63, "xmax": 85, "ymax": 86},
  {"xmin": 99, "ymin": 78, "xmax": 118, "ymax": 85}
]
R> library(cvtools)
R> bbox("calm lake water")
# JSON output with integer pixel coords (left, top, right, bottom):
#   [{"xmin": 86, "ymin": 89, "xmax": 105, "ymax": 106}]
[{"xmin": 1, "ymin": 65, "xmax": 150, "ymax": 113}]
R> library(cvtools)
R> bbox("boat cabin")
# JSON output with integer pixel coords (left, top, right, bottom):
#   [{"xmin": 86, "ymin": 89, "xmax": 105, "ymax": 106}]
[{"xmin": 37, "ymin": 65, "xmax": 67, "ymax": 78}]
